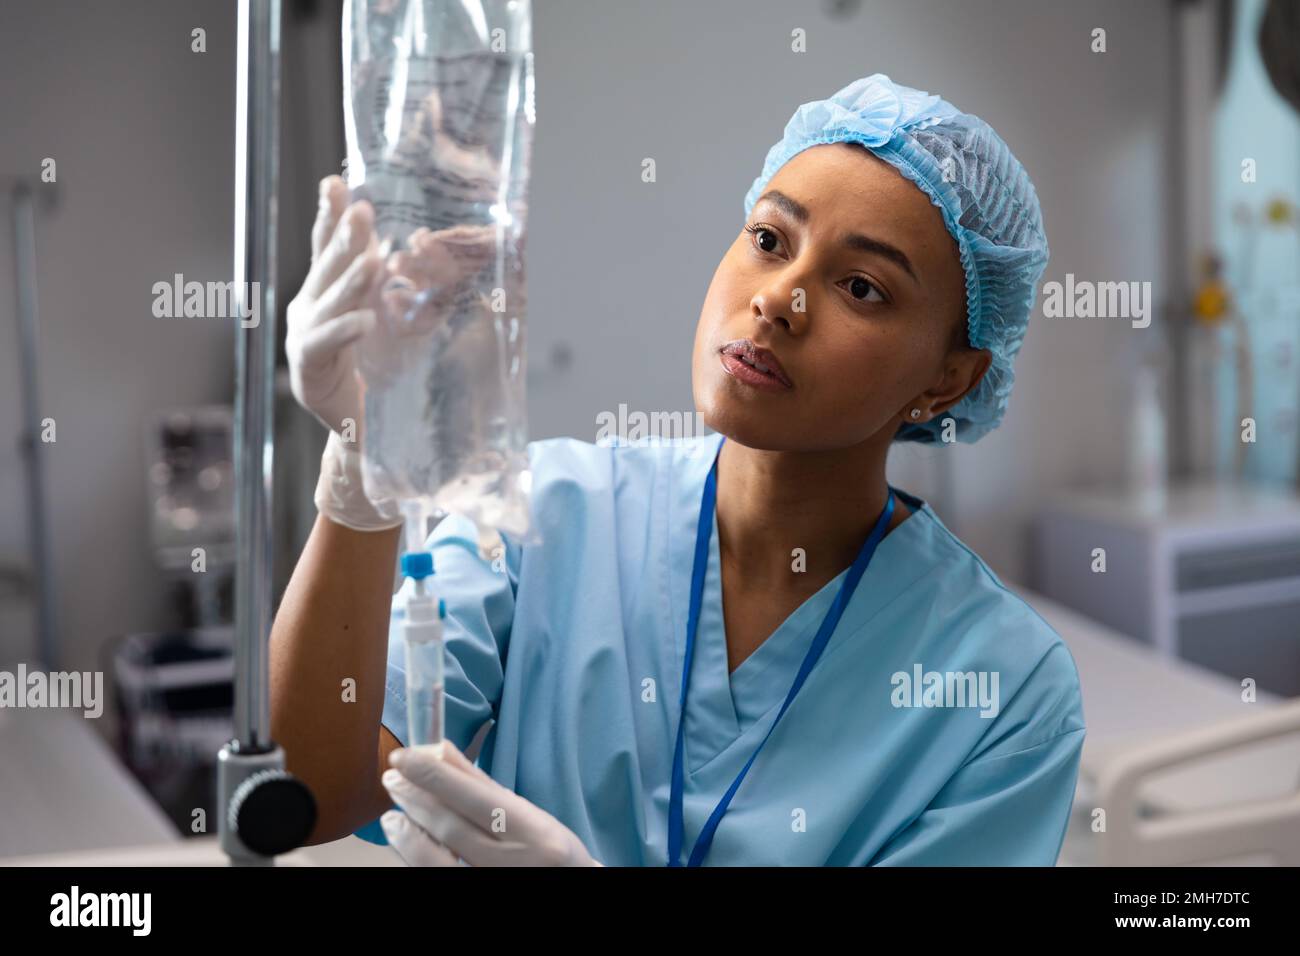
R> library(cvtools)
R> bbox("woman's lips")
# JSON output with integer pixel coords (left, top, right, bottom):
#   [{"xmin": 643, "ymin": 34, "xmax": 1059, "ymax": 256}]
[{"xmin": 719, "ymin": 351, "xmax": 794, "ymax": 391}]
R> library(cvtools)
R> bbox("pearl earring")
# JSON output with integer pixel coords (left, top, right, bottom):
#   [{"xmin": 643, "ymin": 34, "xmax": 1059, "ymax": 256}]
[{"xmin": 909, "ymin": 408, "xmax": 922, "ymax": 420}]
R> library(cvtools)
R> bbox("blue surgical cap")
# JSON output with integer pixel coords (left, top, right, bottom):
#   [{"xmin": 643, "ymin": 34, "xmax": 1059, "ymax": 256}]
[{"xmin": 743, "ymin": 74, "xmax": 1050, "ymax": 444}]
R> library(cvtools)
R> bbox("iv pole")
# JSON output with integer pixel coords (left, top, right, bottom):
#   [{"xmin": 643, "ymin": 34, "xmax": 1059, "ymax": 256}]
[{"xmin": 217, "ymin": 0, "xmax": 316, "ymax": 865}]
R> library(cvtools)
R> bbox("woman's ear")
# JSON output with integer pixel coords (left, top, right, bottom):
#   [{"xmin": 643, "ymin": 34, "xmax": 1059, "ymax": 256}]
[{"xmin": 925, "ymin": 348, "xmax": 993, "ymax": 420}]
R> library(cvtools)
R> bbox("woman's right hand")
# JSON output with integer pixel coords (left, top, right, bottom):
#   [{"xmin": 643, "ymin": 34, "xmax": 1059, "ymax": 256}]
[
  {"xmin": 286, "ymin": 175, "xmax": 384, "ymax": 441},
  {"xmin": 288, "ymin": 176, "xmax": 403, "ymax": 532}
]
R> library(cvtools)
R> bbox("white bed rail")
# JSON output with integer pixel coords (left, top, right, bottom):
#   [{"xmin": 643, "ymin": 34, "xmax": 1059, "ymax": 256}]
[{"xmin": 1094, "ymin": 699, "xmax": 1300, "ymax": 865}]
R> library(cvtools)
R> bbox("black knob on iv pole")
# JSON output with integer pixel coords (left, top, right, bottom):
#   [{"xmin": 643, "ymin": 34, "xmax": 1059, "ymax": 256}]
[{"xmin": 227, "ymin": 769, "xmax": 318, "ymax": 858}]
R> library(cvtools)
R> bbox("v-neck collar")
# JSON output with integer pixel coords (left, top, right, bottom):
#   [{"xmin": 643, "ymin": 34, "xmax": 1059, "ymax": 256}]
[
  {"xmin": 719, "ymin": 513, "xmax": 852, "ymax": 727},
  {"xmin": 664, "ymin": 431, "xmax": 931, "ymax": 777}
]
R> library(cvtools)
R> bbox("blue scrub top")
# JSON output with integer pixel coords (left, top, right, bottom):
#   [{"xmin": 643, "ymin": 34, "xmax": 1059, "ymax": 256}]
[{"xmin": 356, "ymin": 431, "xmax": 1086, "ymax": 865}]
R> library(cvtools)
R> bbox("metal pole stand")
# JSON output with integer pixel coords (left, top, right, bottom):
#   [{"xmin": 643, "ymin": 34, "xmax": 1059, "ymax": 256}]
[{"xmin": 218, "ymin": 0, "xmax": 316, "ymax": 866}]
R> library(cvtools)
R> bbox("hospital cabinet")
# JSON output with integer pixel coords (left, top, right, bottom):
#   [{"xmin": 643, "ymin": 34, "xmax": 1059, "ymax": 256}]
[{"xmin": 1033, "ymin": 482, "xmax": 1300, "ymax": 695}]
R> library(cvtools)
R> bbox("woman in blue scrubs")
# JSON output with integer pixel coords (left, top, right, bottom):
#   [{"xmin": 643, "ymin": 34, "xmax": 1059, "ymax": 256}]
[{"xmin": 274, "ymin": 74, "xmax": 1084, "ymax": 866}]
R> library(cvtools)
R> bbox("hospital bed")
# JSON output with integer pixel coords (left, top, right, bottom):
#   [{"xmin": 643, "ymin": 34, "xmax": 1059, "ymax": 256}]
[{"xmin": 1020, "ymin": 588, "xmax": 1300, "ymax": 866}]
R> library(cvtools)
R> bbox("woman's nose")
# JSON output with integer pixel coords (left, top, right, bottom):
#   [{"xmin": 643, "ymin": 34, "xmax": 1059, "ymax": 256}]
[{"xmin": 750, "ymin": 269, "xmax": 811, "ymax": 334}]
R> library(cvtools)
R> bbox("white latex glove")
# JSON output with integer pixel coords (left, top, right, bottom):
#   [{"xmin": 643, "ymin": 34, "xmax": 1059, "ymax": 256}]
[
  {"xmin": 313, "ymin": 429, "xmax": 402, "ymax": 531},
  {"xmin": 286, "ymin": 176, "xmax": 383, "ymax": 440},
  {"xmin": 380, "ymin": 740, "xmax": 603, "ymax": 867},
  {"xmin": 285, "ymin": 177, "xmax": 399, "ymax": 531}
]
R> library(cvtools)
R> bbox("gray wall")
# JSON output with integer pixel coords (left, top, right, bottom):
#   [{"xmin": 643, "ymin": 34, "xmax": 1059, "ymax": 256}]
[
  {"xmin": 0, "ymin": 2, "xmax": 240, "ymax": 672},
  {"xmin": 0, "ymin": 1, "xmax": 1176, "ymax": 714}
]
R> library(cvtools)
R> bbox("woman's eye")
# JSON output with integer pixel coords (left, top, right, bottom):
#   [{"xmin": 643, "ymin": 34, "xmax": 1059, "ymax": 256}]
[
  {"xmin": 845, "ymin": 276, "xmax": 885, "ymax": 303},
  {"xmin": 746, "ymin": 224, "xmax": 781, "ymax": 254}
]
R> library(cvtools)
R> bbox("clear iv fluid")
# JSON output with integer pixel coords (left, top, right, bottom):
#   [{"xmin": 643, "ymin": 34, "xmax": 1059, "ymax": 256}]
[
  {"xmin": 405, "ymin": 627, "xmax": 445, "ymax": 747},
  {"xmin": 407, "ymin": 681, "xmax": 445, "ymax": 747},
  {"xmin": 344, "ymin": 0, "xmax": 535, "ymax": 539}
]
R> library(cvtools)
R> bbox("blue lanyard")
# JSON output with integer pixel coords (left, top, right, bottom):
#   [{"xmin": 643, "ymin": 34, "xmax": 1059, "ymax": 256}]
[{"xmin": 667, "ymin": 436, "xmax": 896, "ymax": 867}]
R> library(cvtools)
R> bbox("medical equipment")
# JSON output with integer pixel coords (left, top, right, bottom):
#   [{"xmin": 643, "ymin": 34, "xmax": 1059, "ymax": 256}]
[
  {"xmin": 145, "ymin": 407, "xmax": 236, "ymax": 630},
  {"xmin": 147, "ymin": 408, "xmax": 236, "ymax": 569},
  {"xmin": 745, "ymin": 74, "xmax": 1050, "ymax": 445},
  {"xmin": 398, "ymin": 544, "xmax": 446, "ymax": 748},
  {"xmin": 112, "ymin": 627, "xmax": 235, "ymax": 831},
  {"xmin": 219, "ymin": 0, "xmax": 318, "ymax": 866},
  {"xmin": 342, "ymin": 0, "xmax": 537, "ymax": 544}
]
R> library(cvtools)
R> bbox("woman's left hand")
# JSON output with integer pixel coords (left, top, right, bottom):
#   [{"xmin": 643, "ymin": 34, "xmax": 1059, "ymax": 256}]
[{"xmin": 380, "ymin": 740, "xmax": 602, "ymax": 867}]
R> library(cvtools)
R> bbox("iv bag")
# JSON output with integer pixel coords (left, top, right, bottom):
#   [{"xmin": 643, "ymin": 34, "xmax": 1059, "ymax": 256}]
[{"xmin": 343, "ymin": 0, "xmax": 535, "ymax": 541}]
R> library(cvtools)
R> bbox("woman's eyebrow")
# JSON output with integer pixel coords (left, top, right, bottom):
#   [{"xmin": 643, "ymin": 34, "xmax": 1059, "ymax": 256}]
[
  {"xmin": 754, "ymin": 189, "xmax": 919, "ymax": 284},
  {"xmin": 842, "ymin": 232, "xmax": 918, "ymax": 283}
]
